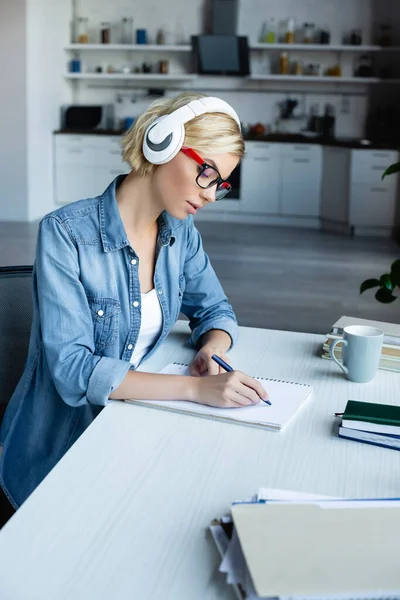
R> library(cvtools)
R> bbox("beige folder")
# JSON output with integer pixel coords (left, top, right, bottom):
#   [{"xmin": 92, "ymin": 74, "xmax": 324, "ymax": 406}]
[{"xmin": 231, "ymin": 502, "xmax": 400, "ymax": 598}]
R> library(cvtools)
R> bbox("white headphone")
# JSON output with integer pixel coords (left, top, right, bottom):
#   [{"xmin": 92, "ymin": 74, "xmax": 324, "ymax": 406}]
[{"xmin": 142, "ymin": 97, "xmax": 241, "ymax": 165}]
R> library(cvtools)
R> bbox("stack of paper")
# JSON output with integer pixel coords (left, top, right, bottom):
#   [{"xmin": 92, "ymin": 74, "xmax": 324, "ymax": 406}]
[
  {"xmin": 338, "ymin": 399, "xmax": 400, "ymax": 451},
  {"xmin": 321, "ymin": 315, "xmax": 400, "ymax": 373},
  {"xmin": 210, "ymin": 488, "xmax": 400, "ymax": 600}
]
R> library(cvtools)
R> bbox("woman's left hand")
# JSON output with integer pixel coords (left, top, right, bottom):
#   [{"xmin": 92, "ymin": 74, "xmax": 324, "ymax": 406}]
[{"xmin": 189, "ymin": 345, "xmax": 231, "ymax": 376}]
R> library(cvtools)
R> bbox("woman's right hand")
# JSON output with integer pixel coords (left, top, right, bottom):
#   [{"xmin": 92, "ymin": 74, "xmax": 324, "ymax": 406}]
[{"xmin": 190, "ymin": 370, "xmax": 269, "ymax": 408}]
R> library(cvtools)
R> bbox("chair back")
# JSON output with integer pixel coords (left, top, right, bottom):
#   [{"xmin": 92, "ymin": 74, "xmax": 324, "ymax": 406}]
[{"xmin": 0, "ymin": 266, "xmax": 34, "ymax": 427}]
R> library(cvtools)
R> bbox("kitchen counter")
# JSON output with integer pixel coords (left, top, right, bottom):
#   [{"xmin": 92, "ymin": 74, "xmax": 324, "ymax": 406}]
[
  {"xmin": 243, "ymin": 133, "xmax": 399, "ymax": 150},
  {"xmin": 54, "ymin": 129, "xmax": 398, "ymax": 151},
  {"xmin": 54, "ymin": 129, "xmax": 126, "ymax": 136}
]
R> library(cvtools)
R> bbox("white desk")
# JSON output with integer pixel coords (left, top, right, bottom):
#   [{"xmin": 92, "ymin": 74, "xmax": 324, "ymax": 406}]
[{"xmin": 1, "ymin": 322, "xmax": 400, "ymax": 599}]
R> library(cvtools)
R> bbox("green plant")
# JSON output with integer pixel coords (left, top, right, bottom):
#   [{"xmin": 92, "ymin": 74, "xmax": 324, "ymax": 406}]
[{"xmin": 360, "ymin": 160, "xmax": 400, "ymax": 303}]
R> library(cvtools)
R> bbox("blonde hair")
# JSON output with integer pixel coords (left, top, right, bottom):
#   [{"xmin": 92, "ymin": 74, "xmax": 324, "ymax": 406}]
[{"xmin": 121, "ymin": 92, "xmax": 244, "ymax": 176}]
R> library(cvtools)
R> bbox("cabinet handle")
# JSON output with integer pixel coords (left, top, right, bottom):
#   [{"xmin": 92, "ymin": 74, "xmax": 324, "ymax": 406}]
[
  {"xmin": 109, "ymin": 169, "xmax": 124, "ymax": 174},
  {"xmin": 371, "ymin": 187, "xmax": 387, "ymax": 193},
  {"xmin": 293, "ymin": 146, "xmax": 310, "ymax": 151},
  {"xmin": 293, "ymin": 158, "xmax": 310, "ymax": 163},
  {"xmin": 371, "ymin": 166, "xmax": 385, "ymax": 171},
  {"xmin": 254, "ymin": 157, "xmax": 270, "ymax": 161},
  {"xmin": 67, "ymin": 149, "xmax": 82, "ymax": 154},
  {"xmin": 372, "ymin": 152, "xmax": 390, "ymax": 158},
  {"xmin": 109, "ymin": 150, "xmax": 121, "ymax": 155}
]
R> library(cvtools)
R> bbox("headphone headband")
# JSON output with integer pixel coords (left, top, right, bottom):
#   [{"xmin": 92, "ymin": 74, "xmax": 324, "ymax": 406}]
[{"xmin": 143, "ymin": 96, "xmax": 241, "ymax": 165}]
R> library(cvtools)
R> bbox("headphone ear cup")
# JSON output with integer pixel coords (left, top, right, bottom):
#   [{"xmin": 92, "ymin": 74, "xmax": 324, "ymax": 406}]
[{"xmin": 143, "ymin": 118, "xmax": 185, "ymax": 165}]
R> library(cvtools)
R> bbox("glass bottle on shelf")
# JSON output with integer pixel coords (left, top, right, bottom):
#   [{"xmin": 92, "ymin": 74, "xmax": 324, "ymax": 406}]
[
  {"xmin": 76, "ymin": 17, "xmax": 89, "ymax": 44},
  {"xmin": 280, "ymin": 52, "xmax": 289, "ymax": 74},
  {"xmin": 121, "ymin": 17, "xmax": 133, "ymax": 44},
  {"xmin": 101, "ymin": 22, "xmax": 111, "ymax": 44},
  {"xmin": 303, "ymin": 22, "xmax": 315, "ymax": 44},
  {"xmin": 266, "ymin": 18, "xmax": 277, "ymax": 43},
  {"xmin": 285, "ymin": 18, "xmax": 295, "ymax": 44},
  {"xmin": 259, "ymin": 22, "xmax": 268, "ymax": 43}
]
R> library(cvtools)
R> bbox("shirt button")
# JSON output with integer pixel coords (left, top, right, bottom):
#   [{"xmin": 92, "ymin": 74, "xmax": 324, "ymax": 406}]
[
  {"xmin": 131, "ymin": 259, "xmax": 137, "ymax": 265},
  {"xmin": 132, "ymin": 301, "xmax": 139, "ymax": 307},
  {"xmin": 127, "ymin": 344, "xmax": 133, "ymax": 350},
  {"xmin": 158, "ymin": 289, "xmax": 163, "ymax": 295},
  {"xmin": 97, "ymin": 310, "xmax": 104, "ymax": 317}
]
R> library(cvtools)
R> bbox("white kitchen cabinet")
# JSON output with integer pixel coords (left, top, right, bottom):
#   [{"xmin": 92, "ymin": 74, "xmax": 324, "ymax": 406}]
[
  {"xmin": 55, "ymin": 165, "xmax": 97, "ymax": 206},
  {"xmin": 239, "ymin": 142, "xmax": 322, "ymax": 218},
  {"xmin": 281, "ymin": 151, "xmax": 322, "ymax": 217},
  {"xmin": 54, "ymin": 134, "xmax": 128, "ymax": 205},
  {"xmin": 321, "ymin": 147, "xmax": 399, "ymax": 235},
  {"xmin": 239, "ymin": 143, "xmax": 281, "ymax": 214},
  {"xmin": 349, "ymin": 182, "xmax": 397, "ymax": 227}
]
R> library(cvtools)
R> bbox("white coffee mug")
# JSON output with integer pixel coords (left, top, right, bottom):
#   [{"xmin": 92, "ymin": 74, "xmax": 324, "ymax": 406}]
[{"xmin": 329, "ymin": 325, "xmax": 384, "ymax": 383}]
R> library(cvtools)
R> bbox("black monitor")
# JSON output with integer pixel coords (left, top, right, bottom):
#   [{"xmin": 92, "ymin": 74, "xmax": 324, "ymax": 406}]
[{"xmin": 192, "ymin": 35, "xmax": 250, "ymax": 76}]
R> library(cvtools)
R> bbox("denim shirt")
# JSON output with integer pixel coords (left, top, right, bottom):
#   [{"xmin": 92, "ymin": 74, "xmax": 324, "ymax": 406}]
[{"xmin": 0, "ymin": 176, "xmax": 238, "ymax": 508}]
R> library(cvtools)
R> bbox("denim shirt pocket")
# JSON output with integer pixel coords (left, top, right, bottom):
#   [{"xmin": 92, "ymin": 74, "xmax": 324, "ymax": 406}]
[
  {"xmin": 175, "ymin": 274, "xmax": 186, "ymax": 322},
  {"xmin": 87, "ymin": 297, "xmax": 120, "ymax": 351}
]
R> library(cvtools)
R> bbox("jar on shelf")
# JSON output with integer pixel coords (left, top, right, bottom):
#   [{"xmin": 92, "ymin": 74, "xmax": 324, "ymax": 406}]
[
  {"xmin": 319, "ymin": 27, "xmax": 331, "ymax": 45},
  {"xmin": 294, "ymin": 60, "xmax": 303, "ymax": 75},
  {"xmin": 76, "ymin": 17, "xmax": 89, "ymax": 44},
  {"xmin": 378, "ymin": 24, "xmax": 392, "ymax": 47},
  {"xmin": 70, "ymin": 55, "xmax": 81, "ymax": 72},
  {"xmin": 159, "ymin": 60, "xmax": 169, "ymax": 74},
  {"xmin": 285, "ymin": 18, "xmax": 295, "ymax": 44},
  {"xmin": 101, "ymin": 22, "xmax": 111, "ymax": 44},
  {"xmin": 280, "ymin": 52, "xmax": 289, "ymax": 74},
  {"xmin": 156, "ymin": 28, "xmax": 166, "ymax": 45},
  {"xmin": 303, "ymin": 22, "xmax": 315, "ymax": 44},
  {"xmin": 121, "ymin": 17, "xmax": 133, "ymax": 44},
  {"xmin": 350, "ymin": 28, "xmax": 362, "ymax": 45}
]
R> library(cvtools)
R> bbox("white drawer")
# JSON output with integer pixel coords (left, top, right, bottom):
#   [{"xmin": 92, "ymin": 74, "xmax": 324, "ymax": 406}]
[
  {"xmin": 244, "ymin": 141, "xmax": 281, "ymax": 158},
  {"xmin": 56, "ymin": 145, "xmax": 95, "ymax": 166},
  {"xmin": 349, "ymin": 182, "xmax": 396, "ymax": 227},
  {"xmin": 55, "ymin": 135, "xmax": 98, "ymax": 150},
  {"xmin": 352, "ymin": 149, "xmax": 398, "ymax": 164},
  {"xmin": 94, "ymin": 136, "xmax": 122, "ymax": 148},
  {"xmin": 92, "ymin": 147, "xmax": 126, "ymax": 168},
  {"xmin": 351, "ymin": 155, "xmax": 398, "ymax": 186},
  {"xmin": 280, "ymin": 144, "xmax": 321, "ymax": 159}
]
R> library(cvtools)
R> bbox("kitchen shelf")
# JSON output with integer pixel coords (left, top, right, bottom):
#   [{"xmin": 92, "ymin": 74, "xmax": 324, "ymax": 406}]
[
  {"xmin": 250, "ymin": 43, "xmax": 400, "ymax": 52},
  {"xmin": 249, "ymin": 75, "xmax": 400, "ymax": 84},
  {"xmin": 65, "ymin": 73, "xmax": 197, "ymax": 81},
  {"xmin": 64, "ymin": 44, "xmax": 192, "ymax": 52}
]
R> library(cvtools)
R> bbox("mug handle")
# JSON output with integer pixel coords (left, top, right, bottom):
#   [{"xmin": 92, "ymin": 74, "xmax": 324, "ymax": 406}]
[{"xmin": 329, "ymin": 339, "xmax": 348, "ymax": 375}]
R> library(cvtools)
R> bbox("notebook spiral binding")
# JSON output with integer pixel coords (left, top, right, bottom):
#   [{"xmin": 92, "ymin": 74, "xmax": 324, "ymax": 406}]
[{"xmin": 173, "ymin": 363, "xmax": 310, "ymax": 388}]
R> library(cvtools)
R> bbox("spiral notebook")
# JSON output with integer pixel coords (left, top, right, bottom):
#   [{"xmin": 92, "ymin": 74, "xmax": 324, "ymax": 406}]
[{"xmin": 129, "ymin": 362, "xmax": 312, "ymax": 431}]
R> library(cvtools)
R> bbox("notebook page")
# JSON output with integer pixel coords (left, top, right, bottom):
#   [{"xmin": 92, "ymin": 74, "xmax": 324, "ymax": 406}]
[{"xmin": 128, "ymin": 362, "xmax": 312, "ymax": 430}]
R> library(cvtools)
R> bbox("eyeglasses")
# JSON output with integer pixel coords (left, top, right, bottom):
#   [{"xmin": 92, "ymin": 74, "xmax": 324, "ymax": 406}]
[{"xmin": 180, "ymin": 147, "xmax": 232, "ymax": 201}]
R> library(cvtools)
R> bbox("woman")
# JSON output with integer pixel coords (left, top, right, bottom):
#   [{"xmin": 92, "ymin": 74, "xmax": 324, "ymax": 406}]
[{"xmin": 0, "ymin": 92, "xmax": 268, "ymax": 515}]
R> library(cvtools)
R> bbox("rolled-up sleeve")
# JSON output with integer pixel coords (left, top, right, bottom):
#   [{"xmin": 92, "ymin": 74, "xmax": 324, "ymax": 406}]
[
  {"xmin": 181, "ymin": 218, "xmax": 239, "ymax": 350},
  {"xmin": 35, "ymin": 217, "xmax": 130, "ymax": 407}
]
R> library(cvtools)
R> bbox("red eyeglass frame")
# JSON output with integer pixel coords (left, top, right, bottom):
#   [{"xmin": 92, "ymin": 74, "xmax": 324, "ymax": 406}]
[{"xmin": 180, "ymin": 146, "xmax": 231, "ymax": 198}]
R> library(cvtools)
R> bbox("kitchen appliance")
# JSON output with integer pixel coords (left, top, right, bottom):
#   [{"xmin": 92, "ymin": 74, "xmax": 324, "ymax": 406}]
[
  {"xmin": 192, "ymin": 35, "xmax": 250, "ymax": 75},
  {"xmin": 212, "ymin": 0, "xmax": 238, "ymax": 35},
  {"xmin": 61, "ymin": 105, "xmax": 115, "ymax": 131}
]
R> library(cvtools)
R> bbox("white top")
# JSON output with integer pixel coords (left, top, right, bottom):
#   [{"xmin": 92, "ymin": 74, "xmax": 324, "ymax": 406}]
[
  {"xmin": 129, "ymin": 289, "xmax": 163, "ymax": 368},
  {"xmin": 1, "ymin": 322, "xmax": 400, "ymax": 600}
]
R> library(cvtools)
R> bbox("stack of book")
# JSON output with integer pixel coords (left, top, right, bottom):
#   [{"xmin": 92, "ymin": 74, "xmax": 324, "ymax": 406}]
[
  {"xmin": 338, "ymin": 399, "xmax": 400, "ymax": 451},
  {"xmin": 210, "ymin": 488, "xmax": 400, "ymax": 599},
  {"xmin": 321, "ymin": 315, "xmax": 400, "ymax": 373}
]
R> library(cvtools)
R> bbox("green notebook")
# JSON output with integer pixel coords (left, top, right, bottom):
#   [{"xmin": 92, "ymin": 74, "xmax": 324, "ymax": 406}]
[{"xmin": 342, "ymin": 400, "xmax": 400, "ymax": 436}]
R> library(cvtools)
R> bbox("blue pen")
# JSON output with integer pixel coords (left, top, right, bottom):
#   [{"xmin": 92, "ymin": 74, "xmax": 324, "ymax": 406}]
[{"xmin": 211, "ymin": 354, "xmax": 271, "ymax": 405}]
